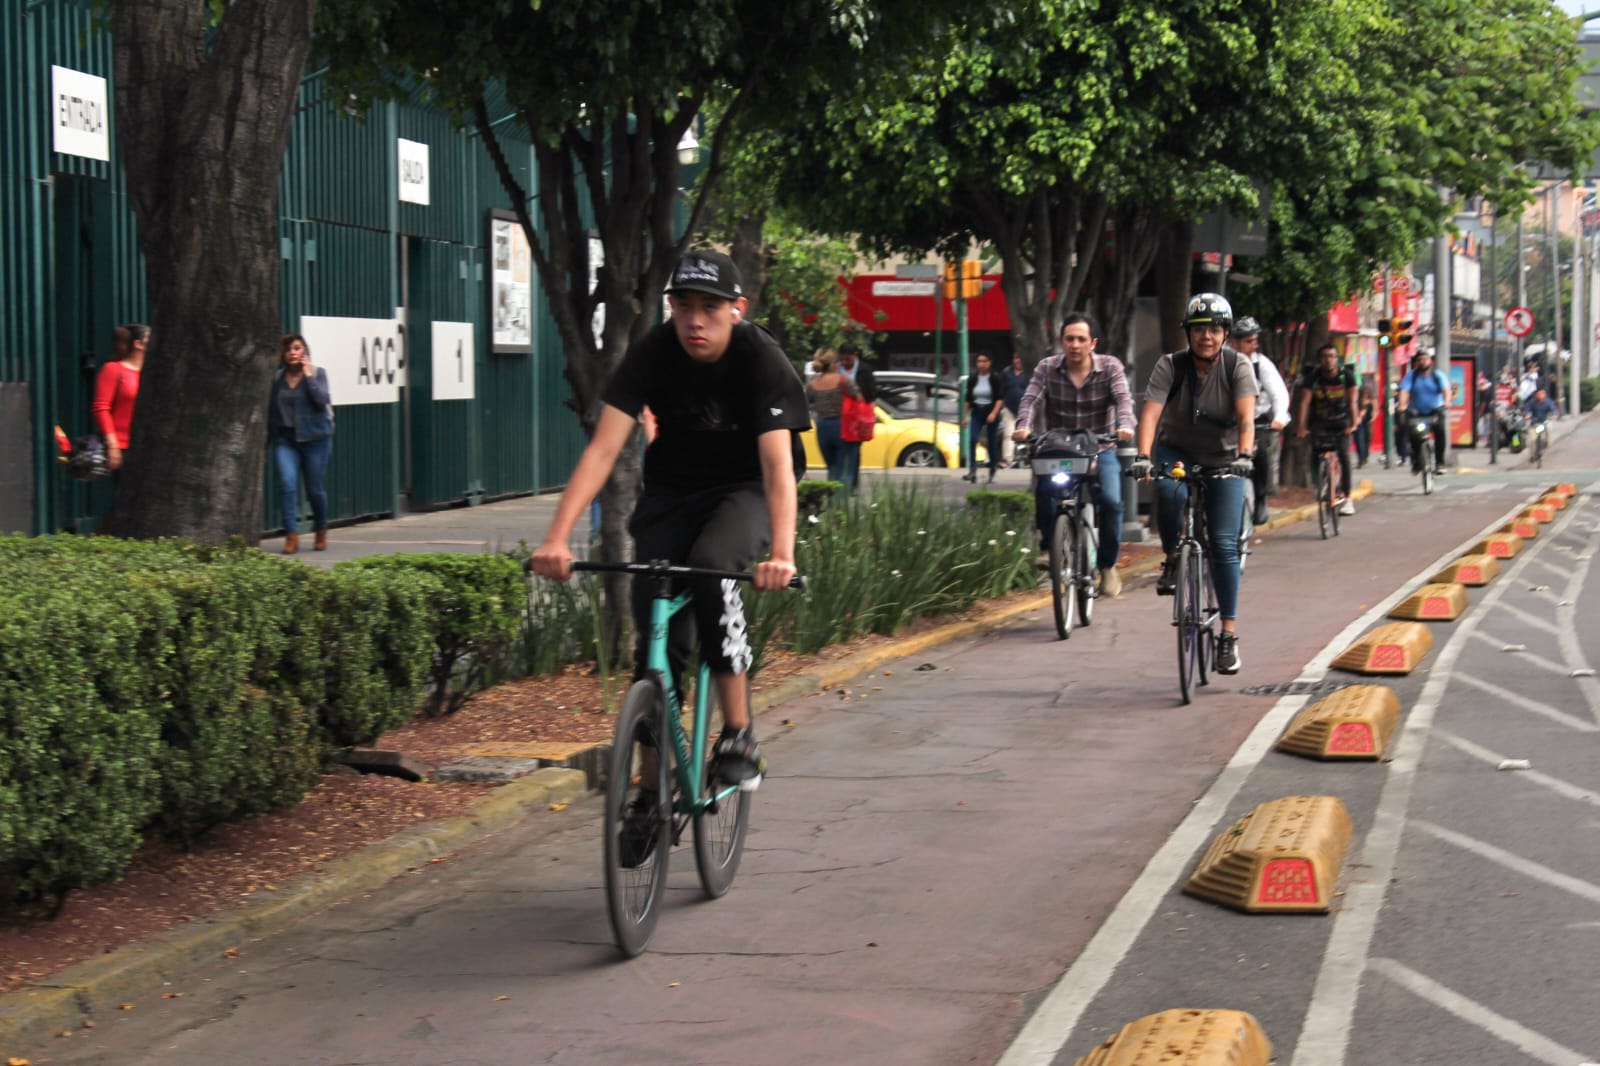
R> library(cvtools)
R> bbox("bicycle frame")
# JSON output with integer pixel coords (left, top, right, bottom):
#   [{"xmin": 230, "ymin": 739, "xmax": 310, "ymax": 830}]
[
  {"xmin": 636, "ymin": 574, "xmax": 741, "ymax": 822},
  {"xmin": 1174, "ymin": 475, "xmax": 1221, "ymax": 632}
]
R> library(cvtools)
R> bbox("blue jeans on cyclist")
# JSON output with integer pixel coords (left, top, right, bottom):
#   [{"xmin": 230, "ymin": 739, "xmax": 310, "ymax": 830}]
[
  {"xmin": 1032, "ymin": 446, "xmax": 1123, "ymax": 569},
  {"xmin": 1153, "ymin": 442, "xmax": 1244, "ymax": 621}
]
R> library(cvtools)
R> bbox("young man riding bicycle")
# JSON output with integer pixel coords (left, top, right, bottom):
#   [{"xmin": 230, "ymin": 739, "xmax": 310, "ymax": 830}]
[
  {"xmin": 1011, "ymin": 311, "xmax": 1135, "ymax": 598},
  {"xmin": 1130, "ymin": 293, "xmax": 1257, "ymax": 675},
  {"xmin": 530, "ymin": 249, "xmax": 809, "ymax": 793},
  {"xmin": 1294, "ymin": 343, "xmax": 1360, "ymax": 516}
]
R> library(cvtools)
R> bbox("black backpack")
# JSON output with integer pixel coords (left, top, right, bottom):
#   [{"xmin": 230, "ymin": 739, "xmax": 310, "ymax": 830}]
[{"xmin": 1163, "ymin": 347, "xmax": 1241, "ymax": 428}]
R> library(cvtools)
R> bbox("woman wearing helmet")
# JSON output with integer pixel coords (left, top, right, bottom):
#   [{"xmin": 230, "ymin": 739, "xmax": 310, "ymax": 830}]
[{"xmin": 1129, "ymin": 292, "xmax": 1258, "ymax": 675}]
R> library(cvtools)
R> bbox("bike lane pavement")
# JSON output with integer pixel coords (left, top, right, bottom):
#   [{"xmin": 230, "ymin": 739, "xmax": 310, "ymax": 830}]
[{"xmin": 11, "ymin": 464, "xmax": 1575, "ymax": 1065}]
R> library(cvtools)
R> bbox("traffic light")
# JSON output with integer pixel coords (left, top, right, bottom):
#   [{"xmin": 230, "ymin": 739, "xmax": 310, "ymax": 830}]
[
  {"xmin": 1377, "ymin": 318, "xmax": 1394, "ymax": 348},
  {"xmin": 1391, "ymin": 318, "xmax": 1414, "ymax": 348},
  {"xmin": 942, "ymin": 259, "xmax": 981, "ymax": 301}
]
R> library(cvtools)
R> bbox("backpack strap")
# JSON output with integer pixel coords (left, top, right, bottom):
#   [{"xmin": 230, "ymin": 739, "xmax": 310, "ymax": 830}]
[{"xmin": 1164, "ymin": 348, "xmax": 1239, "ymax": 425}]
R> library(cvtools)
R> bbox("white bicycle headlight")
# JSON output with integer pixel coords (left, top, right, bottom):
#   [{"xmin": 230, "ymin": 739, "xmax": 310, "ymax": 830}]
[{"xmin": 1051, "ymin": 472, "xmax": 1070, "ymax": 486}]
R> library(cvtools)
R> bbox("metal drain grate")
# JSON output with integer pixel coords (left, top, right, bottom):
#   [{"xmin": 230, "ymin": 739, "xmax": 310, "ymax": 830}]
[{"xmin": 1240, "ymin": 678, "xmax": 1357, "ymax": 697}]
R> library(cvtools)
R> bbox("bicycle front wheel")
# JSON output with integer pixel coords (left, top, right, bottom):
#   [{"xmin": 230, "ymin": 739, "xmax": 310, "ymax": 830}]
[
  {"xmin": 1420, "ymin": 440, "xmax": 1435, "ymax": 495},
  {"xmin": 1328, "ymin": 455, "xmax": 1342, "ymax": 537},
  {"xmin": 1075, "ymin": 509, "xmax": 1096, "ymax": 626},
  {"xmin": 1237, "ymin": 489, "xmax": 1253, "ymax": 573},
  {"xmin": 1049, "ymin": 510, "xmax": 1077, "ymax": 640},
  {"xmin": 1175, "ymin": 543, "xmax": 1203, "ymax": 705},
  {"xmin": 693, "ymin": 681, "xmax": 751, "ymax": 900},
  {"xmin": 1317, "ymin": 458, "xmax": 1333, "ymax": 540},
  {"xmin": 604, "ymin": 678, "xmax": 674, "ymax": 957}
]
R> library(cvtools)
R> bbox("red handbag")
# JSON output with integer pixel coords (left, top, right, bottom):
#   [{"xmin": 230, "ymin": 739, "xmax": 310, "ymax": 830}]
[{"xmin": 840, "ymin": 394, "xmax": 876, "ymax": 443}]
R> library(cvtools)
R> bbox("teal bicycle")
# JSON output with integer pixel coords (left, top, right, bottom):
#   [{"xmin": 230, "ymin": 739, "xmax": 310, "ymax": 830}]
[{"xmin": 569, "ymin": 559, "xmax": 803, "ymax": 957}]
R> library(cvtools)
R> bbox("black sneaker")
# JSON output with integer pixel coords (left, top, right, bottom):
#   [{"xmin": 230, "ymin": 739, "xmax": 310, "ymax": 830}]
[
  {"xmin": 1215, "ymin": 632, "xmax": 1241, "ymax": 675},
  {"xmin": 1156, "ymin": 557, "xmax": 1178, "ymax": 596},
  {"xmin": 713, "ymin": 727, "xmax": 766, "ymax": 791},
  {"xmin": 618, "ymin": 791, "xmax": 661, "ymax": 869}
]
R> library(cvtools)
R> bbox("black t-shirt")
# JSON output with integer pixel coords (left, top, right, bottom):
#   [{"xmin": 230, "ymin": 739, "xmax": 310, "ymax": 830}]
[
  {"xmin": 605, "ymin": 321, "xmax": 810, "ymax": 494},
  {"xmin": 1301, "ymin": 366, "xmax": 1356, "ymax": 429}
]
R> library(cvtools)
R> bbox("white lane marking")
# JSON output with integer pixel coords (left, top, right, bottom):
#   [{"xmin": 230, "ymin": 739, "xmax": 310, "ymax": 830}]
[
  {"xmin": 1432, "ymin": 730, "xmax": 1600, "ymax": 805},
  {"xmin": 1493, "ymin": 600, "xmax": 1562, "ymax": 636},
  {"xmin": 1292, "ymin": 502, "xmax": 1580, "ymax": 1066},
  {"xmin": 1409, "ymin": 818, "xmax": 1600, "ymax": 904},
  {"xmin": 1367, "ymin": 958, "xmax": 1596, "ymax": 1066},
  {"xmin": 1451, "ymin": 674, "xmax": 1600, "ymax": 733},
  {"xmin": 1451, "ymin": 482, "xmax": 1500, "ymax": 495},
  {"xmin": 1549, "ymin": 505, "xmax": 1600, "ymax": 724},
  {"xmin": 1468, "ymin": 629, "xmax": 1574, "ymax": 678},
  {"xmin": 997, "ymin": 498, "xmax": 1542, "ymax": 1066}
]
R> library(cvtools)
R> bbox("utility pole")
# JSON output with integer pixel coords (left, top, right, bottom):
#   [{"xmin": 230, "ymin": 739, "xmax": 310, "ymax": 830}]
[
  {"xmin": 1488, "ymin": 213, "xmax": 1498, "ymax": 464},
  {"xmin": 1517, "ymin": 215, "xmax": 1526, "ymax": 374},
  {"xmin": 1434, "ymin": 216, "xmax": 1452, "ymax": 468},
  {"xmin": 1551, "ymin": 181, "xmax": 1567, "ymax": 417}
]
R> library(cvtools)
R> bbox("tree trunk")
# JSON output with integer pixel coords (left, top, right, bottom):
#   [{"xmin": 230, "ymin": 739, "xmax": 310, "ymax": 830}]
[
  {"xmin": 106, "ymin": 0, "xmax": 316, "ymax": 542},
  {"xmin": 1153, "ymin": 221, "xmax": 1195, "ymax": 356}
]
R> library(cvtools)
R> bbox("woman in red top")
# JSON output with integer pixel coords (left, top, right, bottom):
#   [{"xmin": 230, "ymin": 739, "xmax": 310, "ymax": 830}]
[{"xmin": 90, "ymin": 323, "xmax": 149, "ymax": 471}]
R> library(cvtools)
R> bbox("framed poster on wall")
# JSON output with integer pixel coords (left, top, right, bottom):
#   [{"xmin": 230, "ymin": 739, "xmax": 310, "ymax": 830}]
[{"xmin": 488, "ymin": 209, "xmax": 532, "ymax": 354}]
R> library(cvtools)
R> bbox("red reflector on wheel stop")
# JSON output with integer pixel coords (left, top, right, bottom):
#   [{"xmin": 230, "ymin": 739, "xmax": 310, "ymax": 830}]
[
  {"xmin": 1257, "ymin": 859, "xmax": 1320, "ymax": 906},
  {"xmin": 1327, "ymin": 721, "xmax": 1375, "ymax": 754}
]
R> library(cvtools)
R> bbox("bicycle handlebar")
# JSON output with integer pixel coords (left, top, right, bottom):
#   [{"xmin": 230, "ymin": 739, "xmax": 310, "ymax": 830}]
[
  {"xmin": 1153, "ymin": 462, "xmax": 1242, "ymax": 480},
  {"xmin": 525, "ymin": 556, "xmax": 806, "ymax": 590}
]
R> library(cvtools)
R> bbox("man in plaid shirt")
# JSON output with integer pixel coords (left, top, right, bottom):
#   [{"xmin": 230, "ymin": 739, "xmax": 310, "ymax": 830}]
[{"xmin": 1013, "ymin": 311, "xmax": 1136, "ymax": 598}]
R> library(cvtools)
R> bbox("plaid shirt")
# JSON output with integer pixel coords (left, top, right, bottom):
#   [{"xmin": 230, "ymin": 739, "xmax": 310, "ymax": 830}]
[{"xmin": 1015, "ymin": 352, "xmax": 1135, "ymax": 438}]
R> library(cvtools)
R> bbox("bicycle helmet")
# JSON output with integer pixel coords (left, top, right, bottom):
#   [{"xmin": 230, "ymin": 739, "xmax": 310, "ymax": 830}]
[
  {"xmin": 1182, "ymin": 293, "xmax": 1233, "ymax": 333},
  {"xmin": 1232, "ymin": 315, "xmax": 1261, "ymax": 337}
]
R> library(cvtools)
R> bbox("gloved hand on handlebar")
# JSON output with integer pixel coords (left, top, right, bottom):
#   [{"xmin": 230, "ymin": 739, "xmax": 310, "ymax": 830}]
[
  {"xmin": 1228, "ymin": 452, "xmax": 1256, "ymax": 478},
  {"xmin": 1128, "ymin": 454, "xmax": 1153, "ymax": 480}
]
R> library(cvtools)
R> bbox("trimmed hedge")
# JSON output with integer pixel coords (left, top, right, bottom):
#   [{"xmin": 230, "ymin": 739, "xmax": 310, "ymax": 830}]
[
  {"xmin": 340, "ymin": 554, "xmax": 523, "ymax": 717},
  {"xmin": 0, "ymin": 537, "xmax": 504, "ymax": 905}
]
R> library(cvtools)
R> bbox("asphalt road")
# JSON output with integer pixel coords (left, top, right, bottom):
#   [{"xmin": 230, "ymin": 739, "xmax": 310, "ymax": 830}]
[{"xmin": 20, "ymin": 418, "xmax": 1600, "ymax": 1066}]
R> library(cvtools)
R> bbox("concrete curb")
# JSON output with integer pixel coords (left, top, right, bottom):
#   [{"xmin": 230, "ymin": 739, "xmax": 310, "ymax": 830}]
[
  {"xmin": 0, "ymin": 769, "xmax": 588, "ymax": 1053},
  {"xmin": 0, "ymin": 481, "xmax": 1349, "ymax": 1054}
]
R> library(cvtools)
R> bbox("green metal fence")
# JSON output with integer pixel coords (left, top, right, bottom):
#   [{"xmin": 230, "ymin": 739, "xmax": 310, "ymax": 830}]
[{"xmin": 1, "ymin": 1, "xmax": 587, "ymax": 538}]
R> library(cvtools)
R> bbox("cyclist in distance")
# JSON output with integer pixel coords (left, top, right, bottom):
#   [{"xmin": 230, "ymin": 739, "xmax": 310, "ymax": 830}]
[
  {"xmin": 1397, "ymin": 347, "xmax": 1452, "ymax": 474},
  {"xmin": 1230, "ymin": 316, "xmax": 1291, "ymax": 526},
  {"xmin": 1130, "ymin": 293, "xmax": 1257, "ymax": 674},
  {"xmin": 530, "ymin": 249, "xmax": 809, "ymax": 790},
  {"xmin": 1294, "ymin": 342, "xmax": 1360, "ymax": 516},
  {"xmin": 1524, "ymin": 386, "xmax": 1559, "ymax": 426},
  {"xmin": 1012, "ymin": 311, "xmax": 1136, "ymax": 598}
]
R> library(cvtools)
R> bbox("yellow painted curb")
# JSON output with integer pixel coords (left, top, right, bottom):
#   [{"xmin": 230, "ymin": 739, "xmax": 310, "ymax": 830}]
[
  {"xmin": 1276, "ymin": 685, "xmax": 1401, "ymax": 760},
  {"xmin": 1185, "ymin": 795, "xmax": 1352, "ymax": 914},
  {"xmin": 1072, "ymin": 1008, "xmax": 1271, "ymax": 1066},
  {"xmin": 1431, "ymin": 554, "xmax": 1499, "ymax": 586},
  {"xmin": 1332, "ymin": 621, "xmax": 1433, "ymax": 675}
]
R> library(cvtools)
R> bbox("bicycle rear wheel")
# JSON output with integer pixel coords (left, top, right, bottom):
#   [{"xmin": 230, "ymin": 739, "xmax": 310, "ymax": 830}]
[
  {"xmin": 1049, "ymin": 510, "xmax": 1077, "ymax": 640},
  {"xmin": 1316, "ymin": 457, "xmax": 1333, "ymax": 539},
  {"xmin": 1075, "ymin": 508, "xmax": 1096, "ymax": 626},
  {"xmin": 693, "ymin": 681, "xmax": 750, "ymax": 900},
  {"xmin": 1175, "ymin": 543, "xmax": 1202, "ymax": 705},
  {"xmin": 604, "ymin": 678, "xmax": 674, "ymax": 957},
  {"xmin": 1328, "ymin": 455, "xmax": 1342, "ymax": 537}
]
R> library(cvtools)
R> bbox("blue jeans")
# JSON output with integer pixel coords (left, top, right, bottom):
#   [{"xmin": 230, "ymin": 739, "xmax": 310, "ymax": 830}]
[
  {"xmin": 816, "ymin": 416, "xmax": 846, "ymax": 484},
  {"xmin": 1153, "ymin": 443, "xmax": 1244, "ymax": 621},
  {"xmin": 840, "ymin": 440, "xmax": 861, "ymax": 492},
  {"xmin": 969, "ymin": 403, "xmax": 1001, "ymax": 477},
  {"xmin": 1032, "ymin": 446, "xmax": 1123, "ymax": 569},
  {"xmin": 274, "ymin": 429, "xmax": 332, "ymax": 533}
]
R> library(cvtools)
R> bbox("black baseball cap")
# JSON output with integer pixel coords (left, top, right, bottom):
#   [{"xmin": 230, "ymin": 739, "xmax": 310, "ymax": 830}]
[{"xmin": 667, "ymin": 250, "xmax": 743, "ymax": 300}]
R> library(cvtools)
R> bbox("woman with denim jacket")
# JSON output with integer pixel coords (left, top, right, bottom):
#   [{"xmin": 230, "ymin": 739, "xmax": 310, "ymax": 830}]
[{"xmin": 269, "ymin": 333, "xmax": 334, "ymax": 553}]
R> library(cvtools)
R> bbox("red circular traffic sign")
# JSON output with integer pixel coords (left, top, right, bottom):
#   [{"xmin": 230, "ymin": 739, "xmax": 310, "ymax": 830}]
[{"xmin": 1504, "ymin": 306, "xmax": 1535, "ymax": 338}]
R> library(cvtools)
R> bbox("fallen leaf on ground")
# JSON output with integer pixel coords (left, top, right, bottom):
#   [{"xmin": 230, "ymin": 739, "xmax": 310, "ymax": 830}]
[
  {"xmin": 548, "ymin": 803, "xmax": 568, "ymax": 812},
  {"xmin": 117, "ymin": 1003, "xmax": 134, "ymax": 1010},
  {"xmin": 223, "ymin": 947, "xmax": 239, "ymax": 957},
  {"xmin": 495, "ymin": 995, "xmax": 510, "ymax": 1001}
]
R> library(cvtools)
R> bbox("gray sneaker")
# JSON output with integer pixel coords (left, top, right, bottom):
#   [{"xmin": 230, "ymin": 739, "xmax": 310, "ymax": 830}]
[
  {"xmin": 1099, "ymin": 566, "xmax": 1122, "ymax": 599},
  {"xmin": 1215, "ymin": 632, "xmax": 1241, "ymax": 675}
]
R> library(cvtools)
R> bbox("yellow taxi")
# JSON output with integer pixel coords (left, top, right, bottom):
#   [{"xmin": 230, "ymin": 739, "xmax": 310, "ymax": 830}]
[{"xmin": 801, "ymin": 386, "xmax": 983, "ymax": 470}]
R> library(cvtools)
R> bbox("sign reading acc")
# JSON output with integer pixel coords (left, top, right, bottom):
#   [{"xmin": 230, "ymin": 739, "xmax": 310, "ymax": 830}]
[{"xmin": 300, "ymin": 316, "xmax": 407, "ymax": 406}]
